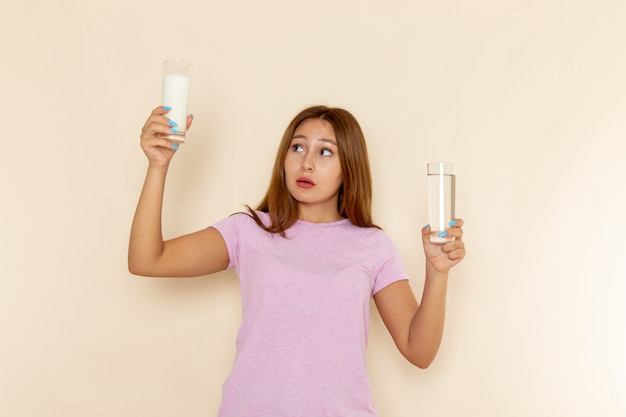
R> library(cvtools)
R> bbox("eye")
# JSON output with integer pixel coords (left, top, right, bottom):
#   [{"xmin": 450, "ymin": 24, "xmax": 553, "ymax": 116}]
[
  {"xmin": 320, "ymin": 148, "xmax": 333, "ymax": 156},
  {"xmin": 292, "ymin": 144, "xmax": 304, "ymax": 152}
]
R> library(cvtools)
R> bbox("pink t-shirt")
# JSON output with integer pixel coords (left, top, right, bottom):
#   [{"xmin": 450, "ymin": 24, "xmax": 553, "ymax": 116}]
[{"xmin": 211, "ymin": 211, "xmax": 409, "ymax": 417}]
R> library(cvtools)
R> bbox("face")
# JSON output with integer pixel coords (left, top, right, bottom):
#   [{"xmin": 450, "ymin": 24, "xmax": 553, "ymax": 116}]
[{"xmin": 284, "ymin": 118, "xmax": 343, "ymax": 221}]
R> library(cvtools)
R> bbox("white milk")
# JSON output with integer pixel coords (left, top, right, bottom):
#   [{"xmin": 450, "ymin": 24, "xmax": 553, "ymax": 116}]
[{"xmin": 162, "ymin": 73, "xmax": 191, "ymax": 137}]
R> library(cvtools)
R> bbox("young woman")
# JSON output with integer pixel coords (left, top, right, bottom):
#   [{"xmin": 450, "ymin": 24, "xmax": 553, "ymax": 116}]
[{"xmin": 129, "ymin": 105, "xmax": 466, "ymax": 417}]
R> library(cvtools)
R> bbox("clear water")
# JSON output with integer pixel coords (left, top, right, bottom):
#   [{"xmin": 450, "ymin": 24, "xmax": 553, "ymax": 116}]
[{"xmin": 428, "ymin": 173, "xmax": 455, "ymax": 243}]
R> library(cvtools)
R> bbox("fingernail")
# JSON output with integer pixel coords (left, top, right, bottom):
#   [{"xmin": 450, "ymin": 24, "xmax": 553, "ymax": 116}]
[
  {"xmin": 168, "ymin": 119, "xmax": 178, "ymax": 127},
  {"xmin": 189, "ymin": 114, "xmax": 194, "ymax": 119},
  {"xmin": 163, "ymin": 106, "xmax": 172, "ymax": 111},
  {"xmin": 170, "ymin": 128, "xmax": 180, "ymax": 134},
  {"xmin": 438, "ymin": 231, "xmax": 448, "ymax": 238},
  {"xmin": 448, "ymin": 220, "xmax": 457, "ymax": 227},
  {"xmin": 423, "ymin": 224, "xmax": 430, "ymax": 230},
  {"xmin": 171, "ymin": 143, "xmax": 179, "ymax": 150}
]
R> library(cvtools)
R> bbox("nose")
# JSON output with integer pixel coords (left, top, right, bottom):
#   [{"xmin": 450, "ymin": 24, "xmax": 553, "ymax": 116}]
[{"xmin": 301, "ymin": 152, "xmax": 314, "ymax": 172}]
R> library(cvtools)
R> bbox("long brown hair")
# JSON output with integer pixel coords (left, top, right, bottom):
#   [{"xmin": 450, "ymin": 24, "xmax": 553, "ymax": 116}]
[{"xmin": 247, "ymin": 105, "xmax": 380, "ymax": 235}]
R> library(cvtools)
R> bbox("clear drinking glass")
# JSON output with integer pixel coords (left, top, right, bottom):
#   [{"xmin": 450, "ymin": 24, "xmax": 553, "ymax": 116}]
[
  {"xmin": 428, "ymin": 162, "xmax": 456, "ymax": 243},
  {"xmin": 161, "ymin": 59, "xmax": 192, "ymax": 142}
]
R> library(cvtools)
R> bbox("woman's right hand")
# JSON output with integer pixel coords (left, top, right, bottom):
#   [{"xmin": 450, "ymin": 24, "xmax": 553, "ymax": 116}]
[{"xmin": 139, "ymin": 106, "xmax": 193, "ymax": 167}]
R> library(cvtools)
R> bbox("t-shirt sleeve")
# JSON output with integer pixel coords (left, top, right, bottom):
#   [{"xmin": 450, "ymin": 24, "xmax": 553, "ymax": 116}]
[
  {"xmin": 209, "ymin": 213, "xmax": 247, "ymax": 271},
  {"xmin": 371, "ymin": 232, "xmax": 410, "ymax": 295}
]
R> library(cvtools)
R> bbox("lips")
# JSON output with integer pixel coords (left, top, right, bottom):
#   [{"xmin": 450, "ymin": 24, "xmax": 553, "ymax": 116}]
[{"xmin": 296, "ymin": 177, "xmax": 315, "ymax": 189}]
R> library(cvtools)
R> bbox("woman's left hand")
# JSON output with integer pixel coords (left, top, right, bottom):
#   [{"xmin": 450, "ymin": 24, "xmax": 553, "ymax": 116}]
[{"xmin": 422, "ymin": 219, "xmax": 466, "ymax": 274}]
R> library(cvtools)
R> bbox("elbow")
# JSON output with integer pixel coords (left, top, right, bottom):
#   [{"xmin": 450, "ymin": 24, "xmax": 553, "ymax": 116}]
[
  {"xmin": 127, "ymin": 251, "xmax": 140, "ymax": 276},
  {"xmin": 127, "ymin": 250, "xmax": 155, "ymax": 277},
  {"xmin": 128, "ymin": 256, "xmax": 169, "ymax": 277},
  {"xmin": 404, "ymin": 349, "xmax": 437, "ymax": 369},
  {"xmin": 413, "ymin": 358, "xmax": 434, "ymax": 369},
  {"xmin": 128, "ymin": 256, "xmax": 149, "ymax": 277},
  {"xmin": 128, "ymin": 262, "xmax": 142, "ymax": 276}
]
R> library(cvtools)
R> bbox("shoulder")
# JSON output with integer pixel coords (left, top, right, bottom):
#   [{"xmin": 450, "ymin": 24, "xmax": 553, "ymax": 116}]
[
  {"xmin": 210, "ymin": 210, "xmax": 265, "ymax": 238},
  {"xmin": 209, "ymin": 211, "xmax": 272, "ymax": 267},
  {"xmin": 348, "ymin": 225, "xmax": 404, "ymax": 265},
  {"xmin": 213, "ymin": 210, "xmax": 268, "ymax": 227}
]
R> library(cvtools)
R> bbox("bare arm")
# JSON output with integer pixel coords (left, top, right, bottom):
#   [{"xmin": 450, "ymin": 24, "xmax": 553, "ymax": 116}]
[
  {"xmin": 128, "ymin": 107, "xmax": 229, "ymax": 277},
  {"xmin": 374, "ymin": 220, "xmax": 465, "ymax": 368}
]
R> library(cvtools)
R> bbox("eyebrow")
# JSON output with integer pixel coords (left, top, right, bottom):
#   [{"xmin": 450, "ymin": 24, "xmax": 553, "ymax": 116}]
[{"xmin": 291, "ymin": 135, "xmax": 338, "ymax": 146}]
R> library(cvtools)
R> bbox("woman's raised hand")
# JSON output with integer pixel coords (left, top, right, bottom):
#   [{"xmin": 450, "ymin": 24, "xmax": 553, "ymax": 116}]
[
  {"xmin": 139, "ymin": 106, "xmax": 193, "ymax": 167},
  {"xmin": 421, "ymin": 219, "xmax": 466, "ymax": 275}
]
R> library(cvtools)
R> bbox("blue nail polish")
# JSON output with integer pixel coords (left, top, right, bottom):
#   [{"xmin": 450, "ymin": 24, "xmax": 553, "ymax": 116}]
[
  {"xmin": 163, "ymin": 106, "xmax": 172, "ymax": 111},
  {"xmin": 438, "ymin": 231, "xmax": 448, "ymax": 238},
  {"xmin": 170, "ymin": 128, "xmax": 180, "ymax": 134},
  {"xmin": 171, "ymin": 143, "xmax": 179, "ymax": 150},
  {"xmin": 448, "ymin": 220, "xmax": 457, "ymax": 227},
  {"xmin": 168, "ymin": 119, "xmax": 178, "ymax": 127},
  {"xmin": 423, "ymin": 224, "xmax": 430, "ymax": 230}
]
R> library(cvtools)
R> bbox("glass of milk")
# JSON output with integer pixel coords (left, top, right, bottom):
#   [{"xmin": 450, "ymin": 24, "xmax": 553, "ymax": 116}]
[
  {"xmin": 427, "ymin": 162, "xmax": 456, "ymax": 243},
  {"xmin": 161, "ymin": 59, "xmax": 192, "ymax": 142}
]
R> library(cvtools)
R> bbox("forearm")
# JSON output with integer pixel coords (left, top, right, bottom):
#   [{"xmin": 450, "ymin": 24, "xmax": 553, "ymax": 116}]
[
  {"xmin": 378, "ymin": 222, "xmax": 464, "ymax": 369},
  {"xmin": 407, "ymin": 266, "xmax": 449, "ymax": 368},
  {"xmin": 128, "ymin": 164, "xmax": 169, "ymax": 274}
]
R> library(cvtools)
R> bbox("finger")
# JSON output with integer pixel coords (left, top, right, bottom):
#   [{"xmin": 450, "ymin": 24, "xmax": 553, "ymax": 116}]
[
  {"xmin": 447, "ymin": 247, "xmax": 465, "ymax": 261},
  {"xmin": 141, "ymin": 126, "xmax": 173, "ymax": 142},
  {"xmin": 444, "ymin": 226, "xmax": 463, "ymax": 240},
  {"xmin": 154, "ymin": 105, "xmax": 171, "ymax": 115},
  {"xmin": 142, "ymin": 116, "xmax": 179, "ymax": 140},
  {"xmin": 449, "ymin": 218, "xmax": 464, "ymax": 228},
  {"xmin": 443, "ymin": 240, "xmax": 465, "ymax": 258},
  {"xmin": 439, "ymin": 218, "xmax": 464, "ymax": 239},
  {"xmin": 421, "ymin": 224, "xmax": 431, "ymax": 242},
  {"xmin": 141, "ymin": 136, "xmax": 181, "ymax": 154},
  {"xmin": 186, "ymin": 114, "xmax": 194, "ymax": 130},
  {"xmin": 140, "ymin": 134, "xmax": 171, "ymax": 148}
]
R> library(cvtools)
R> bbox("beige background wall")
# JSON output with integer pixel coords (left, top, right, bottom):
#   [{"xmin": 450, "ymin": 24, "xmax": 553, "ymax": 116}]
[{"xmin": 1, "ymin": 0, "xmax": 625, "ymax": 416}]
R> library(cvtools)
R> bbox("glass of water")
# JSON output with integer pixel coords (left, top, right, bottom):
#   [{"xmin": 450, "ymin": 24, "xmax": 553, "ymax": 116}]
[{"xmin": 427, "ymin": 162, "xmax": 456, "ymax": 243}]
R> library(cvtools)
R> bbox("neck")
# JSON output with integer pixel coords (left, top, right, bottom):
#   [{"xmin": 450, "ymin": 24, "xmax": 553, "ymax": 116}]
[{"xmin": 298, "ymin": 206, "xmax": 343, "ymax": 224}]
